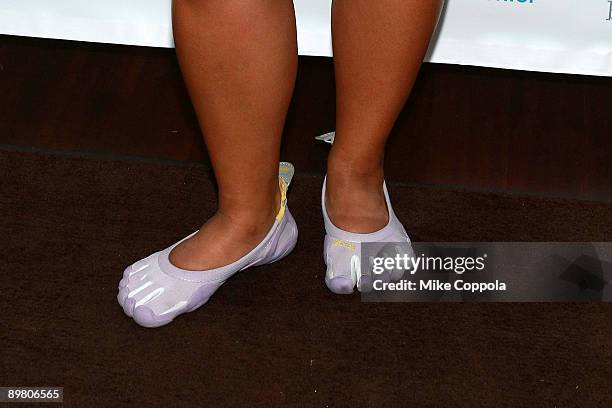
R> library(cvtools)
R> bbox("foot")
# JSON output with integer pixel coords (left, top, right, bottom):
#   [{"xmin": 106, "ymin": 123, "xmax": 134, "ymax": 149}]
[
  {"xmin": 117, "ymin": 162, "xmax": 298, "ymax": 327},
  {"xmin": 316, "ymin": 134, "xmax": 413, "ymax": 294},
  {"xmin": 321, "ymin": 175, "xmax": 413, "ymax": 295}
]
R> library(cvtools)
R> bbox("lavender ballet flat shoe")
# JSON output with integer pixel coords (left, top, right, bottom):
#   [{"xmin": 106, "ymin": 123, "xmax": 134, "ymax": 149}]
[
  {"xmin": 321, "ymin": 176, "xmax": 414, "ymax": 294},
  {"xmin": 117, "ymin": 162, "xmax": 298, "ymax": 328}
]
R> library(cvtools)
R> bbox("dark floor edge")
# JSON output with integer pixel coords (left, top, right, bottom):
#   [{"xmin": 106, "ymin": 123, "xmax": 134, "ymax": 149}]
[
  {"xmin": 2, "ymin": 143, "xmax": 611, "ymax": 204},
  {"xmin": 0, "ymin": 143, "xmax": 199, "ymax": 167}
]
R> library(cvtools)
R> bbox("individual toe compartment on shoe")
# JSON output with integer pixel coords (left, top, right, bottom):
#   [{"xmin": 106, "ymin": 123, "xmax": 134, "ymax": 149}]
[
  {"xmin": 133, "ymin": 305, "xmax": 173, "ymax": 328},
  {"xmin": 325, "ymin": 275, "xmax": 355, "ymax": 295},
  {"xmin": 122, "ymin": 297, "xmax": 136, "ymax": 317}
]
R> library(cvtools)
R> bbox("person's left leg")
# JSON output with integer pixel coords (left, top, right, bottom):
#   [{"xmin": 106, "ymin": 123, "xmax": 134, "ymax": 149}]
[
  {"xmin": 321, "ymin": 0, "xmax": 444, "ymax": 293},
  {"xmin": 326, "ymin": 0, "xmax": 444, "ymax": 233}
]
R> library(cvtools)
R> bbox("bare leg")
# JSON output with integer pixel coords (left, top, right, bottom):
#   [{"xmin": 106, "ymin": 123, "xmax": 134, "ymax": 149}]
[
  {"xmin": 170, "ymin": 0, "xmax": 298, "ymax": 270},
  {"xmin": 327, "ymin": 0, "xmax": 444, "ymax": 232}
]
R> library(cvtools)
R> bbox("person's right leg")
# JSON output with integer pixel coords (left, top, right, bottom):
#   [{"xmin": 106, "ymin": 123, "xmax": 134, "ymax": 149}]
[
  {"xmin": 118, "ymin": 0, "xmax": 298, "ymax": 327},
  {"xmin": 170, "ymin": 0, "xmax": 298, "ymax": 270}
]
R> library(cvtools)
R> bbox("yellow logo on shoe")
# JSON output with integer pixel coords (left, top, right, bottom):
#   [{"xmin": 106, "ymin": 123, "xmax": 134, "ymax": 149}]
[
  {"xmin": 275, "ymin": 177, "xmax": 288, "ymax": 221},
  {"xmin": 333, "ymin": 239, "xmax": 355, "ymax": 250}
]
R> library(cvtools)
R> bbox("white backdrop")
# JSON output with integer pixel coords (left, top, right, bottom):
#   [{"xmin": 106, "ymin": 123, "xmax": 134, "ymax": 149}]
[{"xmin": 0, "ymin": 0, "xmax": 611, "ymax": 77}]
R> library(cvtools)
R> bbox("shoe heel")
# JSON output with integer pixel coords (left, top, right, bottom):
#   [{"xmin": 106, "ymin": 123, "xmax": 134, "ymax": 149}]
[
  {"xmin": 252, "ymin": 209, "xmax": 298, "ymax": 267},
  {"xmin": 268, "ymin": 209, "xmax": 298, "ymax": 263}
]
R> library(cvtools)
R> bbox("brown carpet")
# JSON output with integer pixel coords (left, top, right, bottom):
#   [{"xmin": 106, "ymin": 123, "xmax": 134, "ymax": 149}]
[{"xmin": 1, "ymin": 149, "xmax": 611, "ymax": 407}]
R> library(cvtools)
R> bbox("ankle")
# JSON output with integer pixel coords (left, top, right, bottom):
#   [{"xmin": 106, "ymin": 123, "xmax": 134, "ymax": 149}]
[
  {"xmin": 327, "ymin": 152, "xmax": 384, "ymax": 187},
  {"xmin": 326, "ymin": 167, "xmax": 384, "ymax": 200},
  {"xmin": 217, "ymin": 186, "xmax": 282, "ymax": 230}
]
